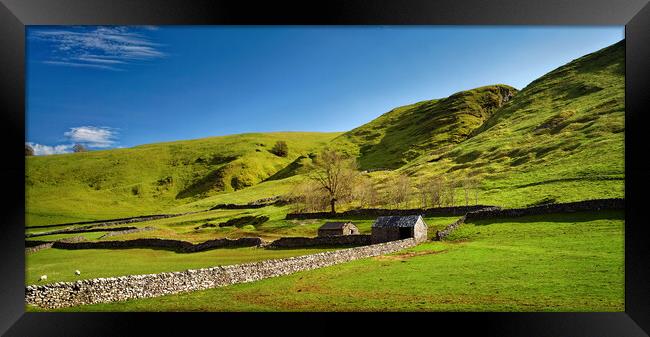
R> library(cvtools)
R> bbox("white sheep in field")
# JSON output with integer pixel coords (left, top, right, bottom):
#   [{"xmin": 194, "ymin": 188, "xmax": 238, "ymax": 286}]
[
  {"xmin": 75, "ymin": 270, "xmax": 81, "ymax": 275},
  {"xmin": 39, "ymin": 275, "xmax": 47, "ymax": 281}
]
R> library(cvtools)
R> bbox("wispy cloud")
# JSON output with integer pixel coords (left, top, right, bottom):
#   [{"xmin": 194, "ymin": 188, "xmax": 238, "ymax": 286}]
[
  {"xmin": 27, "ymin": 143, "xmax": 73, "ymax": 156},
  {"xmin": 30, "ymin": 26, "xmax": 165, "ymax": 71},
  {"xmin": 64, "ymin": 126, "xmax": 118, "ymax": 148}
]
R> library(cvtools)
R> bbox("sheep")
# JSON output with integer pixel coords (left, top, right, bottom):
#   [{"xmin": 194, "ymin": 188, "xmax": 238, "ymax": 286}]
[
  {"xmin": 39, "ymin": 275, "xmax": 47, "ymax": 281},
  {"xmin": 75, "ymin": 270, "xmax": 81, "ymax": 275}
]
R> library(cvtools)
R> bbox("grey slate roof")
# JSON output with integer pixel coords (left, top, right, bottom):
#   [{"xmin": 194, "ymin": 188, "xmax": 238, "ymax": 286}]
[
  {"xmin": 319, "ymin": 222, "xmax": 352, "ymax": 230},
  {"xmin": 372, "ymin": 215, "xmax": 425, "ymax": 228}
]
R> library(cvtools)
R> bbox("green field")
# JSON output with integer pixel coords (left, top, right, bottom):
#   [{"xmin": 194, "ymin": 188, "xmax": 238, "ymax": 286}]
[
  {"xmin": 31, "ymin": 211, "xmax": 623, "ymax": 312},
  {"xmin": 26, "ymin": 245, "xmax": 341, "ymax": 285}
]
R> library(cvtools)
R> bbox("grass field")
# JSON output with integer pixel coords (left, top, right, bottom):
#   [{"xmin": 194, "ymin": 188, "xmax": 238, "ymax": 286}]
[
  {"xmin": 30, "ymin": 211, "xmax": 623, "ymax": 312},
  {"xmin": 26, "ymin": 246, "xmax": 341, "ymax": 285}
]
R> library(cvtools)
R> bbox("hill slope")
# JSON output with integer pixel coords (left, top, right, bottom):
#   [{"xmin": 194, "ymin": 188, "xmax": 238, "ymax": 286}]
[
  {"xmin": 26, "ymin": 132, "xmax": 339, "ymax": 225},
  {"xmin": 399, "ymin": 40, "xmax": 625, "ymax": 206},
  {"xmin": 25, "ymin": 40, "xmax": 625, "ymax": 224},
  {"xmin": 333, "ymin": 84, "xmax": 518, "ymax": 170}
]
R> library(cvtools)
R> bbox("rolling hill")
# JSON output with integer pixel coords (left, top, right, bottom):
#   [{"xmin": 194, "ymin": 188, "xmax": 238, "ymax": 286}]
[
  {"xmin": 25, "ymin": 40, "xmax": 625, "ymax": 225},
  {"xmin": 333, "ymin": 84, "xmax": 518, "ymax": 170}
]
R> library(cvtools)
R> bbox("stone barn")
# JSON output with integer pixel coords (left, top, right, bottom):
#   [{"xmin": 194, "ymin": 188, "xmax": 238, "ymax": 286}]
[
  {"xmin": 371, "ymin": 215, "xmax": 428, "ymax": 244},
  {"xmin": 317, "ymin": 222, "xmax": 359, "ymax": 237}
]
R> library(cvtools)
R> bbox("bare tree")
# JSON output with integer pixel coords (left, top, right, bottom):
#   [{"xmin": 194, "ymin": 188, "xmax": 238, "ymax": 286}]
[
  {"xmin": 416, "ymin": 178, "xmax": 433, "ymax": 208},
  {"xmin": 429, "ymin": 176, "xmax": 444, "ymax": 208},
  {"xmin": 308, "ymin": 149, "xmax": 359, "ymax": 213},
  {"xmin": 288, "ymin": 180, "xmax": 329, "ymax": 213},
  {"xmin": 72, "ymin": 144, "xmax": 87, "ymax": 153},
  {"xmin": 443, "ymin": 177, "xmax": 458, "ymax": 207},
  {"xmin": 354, "ymin": 175, "xmax": 378, "ymax": 209},
  {"xmin": 389, "ymin": 174, "xmax": 411, "ymax": 209}
]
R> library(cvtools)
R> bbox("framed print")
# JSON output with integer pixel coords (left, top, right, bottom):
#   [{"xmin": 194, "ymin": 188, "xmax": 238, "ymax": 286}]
[{"xmin": 1, "ymin": 0, "xmax": 649, "ymax": 336}]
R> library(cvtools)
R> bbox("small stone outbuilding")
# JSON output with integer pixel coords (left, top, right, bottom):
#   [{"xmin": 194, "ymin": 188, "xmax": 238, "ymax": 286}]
[
  {"xmin": 371, "ymin": 215, "xmax": 428, "ymax": 244},
  {"xmin": 318, "ymin": 222, "xmax": 359, "ymax": 237}
]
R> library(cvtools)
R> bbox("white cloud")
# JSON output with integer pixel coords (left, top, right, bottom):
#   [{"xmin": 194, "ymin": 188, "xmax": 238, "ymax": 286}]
[
  {"xmin": 64, "ymin": 126, "xmax": 118, "ymax": 148},
  {"xmin": 27, "ymin": 143, "xmax": 73, "ymax": 156},
  {"xmin": 30, "ymin": 26, "xmax": 165, "ymax": 71}
]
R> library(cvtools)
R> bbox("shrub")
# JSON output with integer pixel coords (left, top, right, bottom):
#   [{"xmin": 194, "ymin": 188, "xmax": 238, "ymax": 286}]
[{"xmin": 270, "ymin": 141, "xmax": 289, "ymax": 157}]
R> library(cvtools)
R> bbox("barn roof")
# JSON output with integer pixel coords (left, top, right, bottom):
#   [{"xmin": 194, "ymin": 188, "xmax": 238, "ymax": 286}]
[
  {"xmin": 319, "ymin": 222, "xmax": 353, "ymax": 230},
  {"xmin": 372, "ymin": 215, "xmax": 425, "ymax": 228}
]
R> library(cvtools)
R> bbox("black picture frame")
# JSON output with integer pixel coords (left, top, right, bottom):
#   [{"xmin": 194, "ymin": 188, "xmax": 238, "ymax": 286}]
[{"xmin": 1, "ymin": 0, "xmax": 649, "ymax": 336}]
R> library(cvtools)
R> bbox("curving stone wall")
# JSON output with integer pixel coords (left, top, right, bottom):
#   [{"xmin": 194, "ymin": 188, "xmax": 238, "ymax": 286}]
[
  {"xmin": 286, "ymin": 205, "xmax": 498, "ymax": 220},
  {"xmin": 434, "ymin": 216, "xmax": 467, "ymax": 241},
  {"xmin": 434, "ymin": 199, "xmax": 624, "ymax": 240},
  {"xmin": 464, "ymin": 198, "xmax": 624, "ymax": 221},
  {"xmin": 98, "ymin": 227, "xmax": 156, "ymax": 239},
  {"xmin": 26, "ymin": 238, "xmax": 416, "ymax": 309},
  {"xmin": 268, "ymin": 235, "xmax": 372, "ymax": 248}
]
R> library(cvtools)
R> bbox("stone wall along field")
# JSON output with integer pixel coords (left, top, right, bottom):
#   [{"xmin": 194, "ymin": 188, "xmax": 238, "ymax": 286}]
[
  {"xmin": 48, "ymin": 237, "xmax": 263, "ymax": 253},
  {"xmin": 464, "ymin": 198, "xmax": 624, "ymax": 221},
  {"xmin": 434, "ymin": 198, "xmax": 624, "ymax": 240},
  {"xmin": 268, "ymin": 235, "xmax": 372, "ymax": 248},
  {"xmin": 285, "ymin": 205, "xmax": 498, "ymax": 220},
  {"xmin": 26, "ymin": 238, "xmax": 416, "ymax": 309}
]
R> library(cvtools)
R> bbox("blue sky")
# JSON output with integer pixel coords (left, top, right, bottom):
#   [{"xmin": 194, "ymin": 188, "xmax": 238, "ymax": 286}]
[{"xmin": 26, "ymin": 26, "xmax": 624, "ymax": 155}]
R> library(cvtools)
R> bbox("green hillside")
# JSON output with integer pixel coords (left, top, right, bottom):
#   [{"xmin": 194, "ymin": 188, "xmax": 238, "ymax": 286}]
[
  {"xmin": 396, "ymin": 40, "xmax": 625, "ymax": 206},
  {"xmin": 26, "ymin": 132, "xmax": 339, "ymax": 225},
  {"xmin": 333, "ymin": 84, "xmax": 518, "ymax": 170},
  {"xmin": 25, "ymin": 40, "xmax": 625, "ymax": 225}
]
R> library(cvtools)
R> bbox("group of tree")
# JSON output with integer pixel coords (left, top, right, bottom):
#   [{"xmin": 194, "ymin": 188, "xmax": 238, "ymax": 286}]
[{"xmin": 288, "ymin": 148, "xmax": 482, "ymax": 213}]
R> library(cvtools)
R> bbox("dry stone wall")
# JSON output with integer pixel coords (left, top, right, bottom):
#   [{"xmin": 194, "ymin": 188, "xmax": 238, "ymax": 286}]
[
  {"xmin": 28, "ymin": 211, "xmax": 203, "ymax": 230},
  {"xmin": 27, "ymin": 226, "xmax": 141, "ymax": 238},
  {"xmin": 268, "ymin": 235, "xmax": 372, "ymax": 248},
  {"xmin": 286, "ymin": 205, "xmax": 497, "ymax": 220},
  {"xmin": 464, "ymin": 198, "xmax": 624, "ymax": 221},
  {"xmin": 46, "ymin": 237, "xmax": 263, "ymax": 253},
  {"xmin": 434, "ymin": 199, "xmax": 624, "ymax": 240},
  {"xmin": 26, "ymin": 238, "xmax": 417, "ymax": 309}
]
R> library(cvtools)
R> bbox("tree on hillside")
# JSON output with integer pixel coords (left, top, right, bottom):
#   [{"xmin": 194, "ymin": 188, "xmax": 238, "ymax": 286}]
[
  {"xmin": 354, "ymin": 175, "xmax": 379, "ymax": 209},
  {"xmin": 288, "ymin": 180, "xmax": 329, "ymax": 213},
  {"xmin": 72, "ymin": 144, "xmax": 87, "ymax": 153},
  {"xmin": 462, "ymin": 176, "xmax": 480, "ymax": 206},
  {"xmin": 25, "ymin": 144, "xmax": 34, "ymax": 156},
  {"xmin": 270, "ymin": 141, "xmax": 289, "ymax": 157},
  {"xmin": 389, "ymin": 174, "xmax": 412, "ymax": 208},
  {"xmin": 308, "ymin": 149, "xmax": 359, "ymax": 213},
  {"xmin": 416, "ymin": 178, "xmax": 433, "ymax": 208}
]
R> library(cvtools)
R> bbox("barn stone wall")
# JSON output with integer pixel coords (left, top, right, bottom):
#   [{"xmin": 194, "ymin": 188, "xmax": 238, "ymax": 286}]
[
  {"xmin": 268, "ymin": 234, "xmax": 372, "ymax": 248},
  {"xmin": 414, "ymin": 220, "xmax": 428, "ymax": 243},
  {"xmin": 26, "ymin": 238, "xmax": 416, "ymax": 309}
]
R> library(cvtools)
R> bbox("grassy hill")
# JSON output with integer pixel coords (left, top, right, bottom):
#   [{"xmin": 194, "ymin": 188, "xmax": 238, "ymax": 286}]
[
  {"xmin": 394, "ymin": 40, "xmax": 625, "ymax": 206},
  {"xmin": 26, "ymin": 132, "xmax": 339, "ymax": 225},
  {"xmin": 26, "ymin": 40, "xmax": 625, "ymax": 225},
  {"xmin": 333, "ymin": 84, "xmax": 518, "ymax": 170}
]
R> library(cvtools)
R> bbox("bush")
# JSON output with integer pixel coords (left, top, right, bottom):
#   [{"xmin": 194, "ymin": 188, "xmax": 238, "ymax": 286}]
[{"xmin": 270, "ymin": 141, "xmax": 289, "ymax": 157}]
